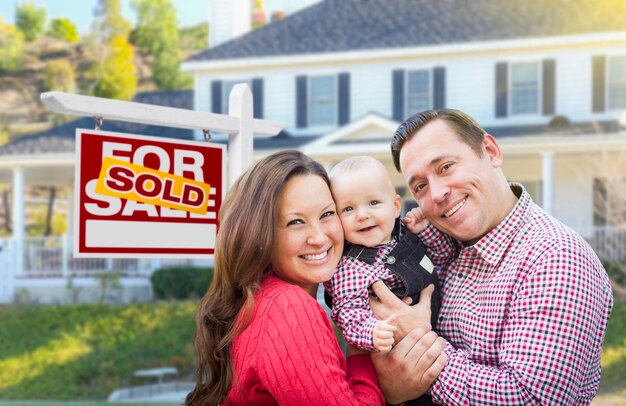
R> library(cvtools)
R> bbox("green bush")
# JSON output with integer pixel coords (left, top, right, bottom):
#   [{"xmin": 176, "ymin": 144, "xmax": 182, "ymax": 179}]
[
  {"xmin": 47, "ymin": 17, "xmax": 80, "ymax": 43},
  {"xmin": 602, "ymin": 260, "xmax": 626, "ymax": 286},
  {"xmin": 150, "ymin": 266, "xmax": 213, "ymax": 300}
]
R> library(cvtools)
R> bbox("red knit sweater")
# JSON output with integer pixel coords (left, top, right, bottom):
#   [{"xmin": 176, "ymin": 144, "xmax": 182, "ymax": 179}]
[{"xmin": 224, "ymin": 274, "xmax": 384, "ymax": 405}]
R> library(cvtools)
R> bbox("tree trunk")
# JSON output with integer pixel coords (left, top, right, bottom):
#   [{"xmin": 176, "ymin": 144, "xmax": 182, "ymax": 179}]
[
  {"xmin": 2, "ymin": 189, "xmax": 11, "ymax": 233},
  {"xmin": 44, "ymin": 187, "xmax": 56, "ymax": 236}
]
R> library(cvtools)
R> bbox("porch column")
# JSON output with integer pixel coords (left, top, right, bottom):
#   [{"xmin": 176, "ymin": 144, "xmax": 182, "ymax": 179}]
[
  {"xmin": 63, "ymin": 183, "xmax": 74, "ymax": 277},
  {"xmin": 12, "ymin": 167, "xmax": 25, "ymax": 275},
  {"xmin": 541, "ymin": 151, "xmax": 554, "ymax": 215}
]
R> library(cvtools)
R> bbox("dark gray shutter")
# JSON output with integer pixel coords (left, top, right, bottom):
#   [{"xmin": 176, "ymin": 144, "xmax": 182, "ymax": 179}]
[
  {"xmin": 211, "ymin": 80, "xmax": 222, "ymax": 114},
  {"xmin": 542, "ymin": 59, "xmax": 556, "ymax": 116},
  {"xmin": 495, "ymin": 62, "xmax": 508, "ymax": 118},
  {"xmin": 592, "ymin": 56, "xmax": 606, "ymax": 113},
  {"xmin": 338, "ymin": 73, "xmax": 350, "ymax": 125},
  {"xmin": 252, "ymin": 78, "xmax": 264, "ymax": 119},
  {"xmin": 392, "ymin": 69, "xmax": 405, "ymax": 121},
  {"xmin": 296, "ymin": 75, "xmax": 307, "ymax": 128},
  {"xmin": 433, "ymin": 66, "xmax": 446, "ymax": 109}
]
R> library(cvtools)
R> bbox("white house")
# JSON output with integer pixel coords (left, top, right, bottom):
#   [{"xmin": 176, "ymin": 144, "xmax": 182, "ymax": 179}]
[
  {"xmin": 1, "ymin": 0, "xmax": 625, "ymax": 303},
  {"xmin": 183, "ymin": 0, "xmax": 626, "ymax": 259}
]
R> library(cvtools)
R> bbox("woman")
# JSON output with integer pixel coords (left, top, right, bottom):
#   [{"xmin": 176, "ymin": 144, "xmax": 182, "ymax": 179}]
[{"xmin": 186, "ymin": 150, "xmax": 384, "ymax": 405}]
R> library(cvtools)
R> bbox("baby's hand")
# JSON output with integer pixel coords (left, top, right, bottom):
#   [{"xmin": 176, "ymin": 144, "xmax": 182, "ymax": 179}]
[
  {"xmin": 373, "ymin": 314, "xmax": 397, "ymax": 352},
  {"xmin": 403, "ymin": 207, "xmax": 429, "ymax": 234}
]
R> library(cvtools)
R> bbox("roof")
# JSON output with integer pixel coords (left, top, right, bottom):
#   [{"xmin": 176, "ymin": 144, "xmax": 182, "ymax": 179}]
[
  {"xmin": 0, "ymin": 90, "xmax": 195, "ymax": 156},
  {"xmin": 188, "ymin": 0, "xmax": 626, "ymax": 62}
]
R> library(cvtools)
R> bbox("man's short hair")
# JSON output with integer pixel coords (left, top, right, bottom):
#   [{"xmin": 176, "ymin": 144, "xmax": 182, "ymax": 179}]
[{"xmin": 391, "ymin": 109, "xmax": 487, "ymax": 171}]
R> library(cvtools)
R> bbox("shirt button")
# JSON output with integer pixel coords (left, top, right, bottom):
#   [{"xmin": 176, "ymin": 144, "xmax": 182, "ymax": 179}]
[
  {"xmin": 386, "ymin": 256, "xmax": 396, "ymax": 264},
  {"xmin": 457, "ymin": 272, "xmax": 464, "ymax": 278}
]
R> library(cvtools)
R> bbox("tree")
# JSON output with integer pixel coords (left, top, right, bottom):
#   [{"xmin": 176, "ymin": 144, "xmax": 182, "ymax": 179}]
[
  {"xmin": 15, "ymin": 1, "xmax": 46, "ymax": 42},
  {"xmin": 47, "ymin": 17, "xmax": 80, "ymax": 43},
  {"xmin": 179, "ymin": 22, "xmax": 209, "ymax": 52},
  {"xmin": 131, "ymin": 0, "xmax": 192, "ymax": 90},
  {"xmin": 44, "ymin": 60, "xmax": 77, "ymax": 92},
  {"xmin": 93, "ymin": 35, "xmax": 137, "ymax": 100},
  {"xmin": 91, "ymin": 0, "xmax": 132, "ymax": 42},
  {"xmin": 0, "ymin": 18, "xmax": 24, "ymax": 72}
]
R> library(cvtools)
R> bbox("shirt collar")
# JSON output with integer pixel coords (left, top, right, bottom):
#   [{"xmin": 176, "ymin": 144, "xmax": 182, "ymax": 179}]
[{"xmin": 471, "ymin": 183, "xmax": 531, "ymax": 265}]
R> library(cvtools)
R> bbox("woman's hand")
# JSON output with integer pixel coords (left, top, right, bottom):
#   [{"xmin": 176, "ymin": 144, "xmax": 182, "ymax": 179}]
[
  {"xmin": 369, "ymin": 281, "xmax": 433, "ymax": 341},
  {"xmin": 371, "ymin": 324, "xmax": 447, "ymax": 404}
]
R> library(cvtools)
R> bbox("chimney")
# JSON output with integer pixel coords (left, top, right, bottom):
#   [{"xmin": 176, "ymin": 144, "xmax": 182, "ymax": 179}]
[{"xmin": 209, "ymin": 0, "xmax": 252, "ymax": 48}]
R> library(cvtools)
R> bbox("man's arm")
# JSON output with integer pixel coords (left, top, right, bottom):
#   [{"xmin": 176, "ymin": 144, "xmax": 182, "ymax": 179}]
[
  {"xmin": 369, "ymin": 281, "xmax": 448, "ymax": 404},
  {"xmin": 431, "ymin": 246, "xmax": 613, "ymax": 405},
  {"xmin": 371, "ymin": 324, "xmax": 448, "ymax": 404}
]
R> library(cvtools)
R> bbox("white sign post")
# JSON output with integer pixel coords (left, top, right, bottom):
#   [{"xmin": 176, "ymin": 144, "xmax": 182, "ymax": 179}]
[{"xmin": 41, "ymin": 85, "xmax": 283, "ymax": 187}]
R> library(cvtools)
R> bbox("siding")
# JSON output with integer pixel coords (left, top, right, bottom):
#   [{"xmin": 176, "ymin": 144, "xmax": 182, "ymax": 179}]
[{"xmin": 192, "ymin": 44, "xmax": 626, "ymax": 136}]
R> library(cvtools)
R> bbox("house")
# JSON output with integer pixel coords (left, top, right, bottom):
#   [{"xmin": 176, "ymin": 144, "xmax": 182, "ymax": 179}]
[
  {"xmin": 1, "ymin": 0, "xmax": 625, "ymax": 303},
  {"xmin": 182, "ymin": 0, "xmax": 626, "ymax": 260}
]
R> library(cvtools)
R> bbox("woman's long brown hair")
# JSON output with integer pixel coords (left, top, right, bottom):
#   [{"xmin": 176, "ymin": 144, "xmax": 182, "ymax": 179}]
[{"xmin": 185, "ymin": 150, "xmax": 329, "ymax": 406}]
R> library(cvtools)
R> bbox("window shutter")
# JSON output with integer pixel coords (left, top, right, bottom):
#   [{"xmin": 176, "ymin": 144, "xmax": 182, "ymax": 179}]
[
  {"xmin": 252, "ymin": 78, "xmax": 264, "ymax": 119},
  {"xmin": 338, "ymin": 73, "xmax": 350, "ymax": 125},
  {"xmin": 495, "ymin": 62, "xmax": 508, "ymax": 118},
  {"xmin": 211, "ymin": 80, "xmax": 222, "ymax": 114},
  {"xmin": 542, "ymin": 59, "xmax": 556, "ymax": 116},
  {"xmin": 592, "ymin": 56, "xmax": 606, "ymax": 113},
  {"xmin": 392, "ymin": 69, "xmax": 405, "ymax": 121},
  {"xmin": 296, "ymin": 75, "xmax": 308, "ymax": 128},
  {"xmin": 433, "ymin": 66, "xmax": 446, "ymax": 109}
]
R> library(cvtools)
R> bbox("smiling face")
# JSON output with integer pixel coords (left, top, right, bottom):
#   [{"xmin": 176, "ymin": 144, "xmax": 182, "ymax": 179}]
[
  {"xmin": 331, "ymin": 165, "xmax": 401, "ymax": 247},
  {"xmin": 399, "ymin": 119, "xmax": 516, "ymax": 245},
  {"xmin": 271, "ymin": 174, "xmax": 344, "ymax": 296}
]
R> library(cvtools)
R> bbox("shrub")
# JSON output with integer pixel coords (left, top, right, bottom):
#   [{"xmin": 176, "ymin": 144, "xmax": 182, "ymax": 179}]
[
  {"xmin": 44, "ymin": 59, "xmax": 76, "ymax": 92},
  {"xmin": 47, "ymin": 17, "xmax": 80, "ymax": 43},
  {"xmin": 0, "ymin": 18, "xmax": 24, "ymax": 72},
  {"xmin": 150, "ymin": 266, "xmax": 213, "ymax": 300}
]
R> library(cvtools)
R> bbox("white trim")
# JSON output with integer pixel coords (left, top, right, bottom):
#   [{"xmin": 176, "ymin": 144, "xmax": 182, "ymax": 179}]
[
  {"xmin": 305, "ymin": 132, "xmax": 626, "ymax": 158},
  {"xmin": 302, "ymin": 113, "xmax": 398, "ymax": 152},
  {"xmin": 182, "ymin": 32, "xmax": 626, "ymax": 73},
  {"xmin": 0, "ymin": 154, "xmax": 75, "ymax": 169}
]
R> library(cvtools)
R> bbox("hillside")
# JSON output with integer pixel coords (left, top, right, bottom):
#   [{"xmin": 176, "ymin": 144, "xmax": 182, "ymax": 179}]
[{"xmin": 0, "ymin": 23, "xmax": 207, "ymax": 142}]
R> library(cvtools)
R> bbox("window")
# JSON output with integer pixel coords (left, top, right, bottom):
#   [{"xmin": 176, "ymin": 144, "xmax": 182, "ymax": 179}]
[
  {"xmin": 309, "ymin": 75, "xmax": 336, "ymax": 126},
  {"xmin": 593, "ymin": 177, "xmax": 626, "ymax": 227},
  {"xmin": 406, "ymin": 70, "xmax": 431, "ymax": 115},
  {"xmin": 510, "ymin": 62, "xmax": 540, "ymax": 115},
  {"xmin": 608, "ymin": 55, "xmax": 626, "ymax": 110},
  {"xmin": 222, "ymin": 80, "xmax": 250, "ymax": 113}
]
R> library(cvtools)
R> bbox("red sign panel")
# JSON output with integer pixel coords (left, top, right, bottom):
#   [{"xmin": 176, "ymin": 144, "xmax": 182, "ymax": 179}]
[{"xmin": 74, "ymin": 129, "xmax": 225, "ymax": 257}]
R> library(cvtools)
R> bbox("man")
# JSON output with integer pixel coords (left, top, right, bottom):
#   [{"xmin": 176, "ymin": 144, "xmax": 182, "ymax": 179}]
[{"xmin": 370, "ymin": 109, "xmax": 613, "ymax": 405}]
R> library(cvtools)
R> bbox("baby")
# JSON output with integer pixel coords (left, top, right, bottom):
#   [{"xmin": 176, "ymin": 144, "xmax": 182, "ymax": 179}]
[{"xmin": 324, "ymin": 156, "xmax": 441, "ymax": 352}]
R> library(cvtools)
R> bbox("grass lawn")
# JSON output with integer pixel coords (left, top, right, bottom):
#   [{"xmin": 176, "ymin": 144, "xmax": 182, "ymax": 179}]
[{"xmin": 599, "ymin": 298, "xmax": 626, "ymax": 396}]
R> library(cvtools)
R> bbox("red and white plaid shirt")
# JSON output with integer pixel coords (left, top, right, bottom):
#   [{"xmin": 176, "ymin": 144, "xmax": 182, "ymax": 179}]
[
  {"xmin": 421, "ymin": 184, "xmax": 613, "ymax": 405},
  {"xmin": 324, "ymin": 242, "xmax": 405, "ymax": 351}
]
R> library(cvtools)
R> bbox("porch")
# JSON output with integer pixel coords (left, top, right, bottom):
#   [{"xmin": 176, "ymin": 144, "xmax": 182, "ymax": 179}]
[{"xmin": 0, "ymin": 235, "xmax": 210, "ymax": 304}]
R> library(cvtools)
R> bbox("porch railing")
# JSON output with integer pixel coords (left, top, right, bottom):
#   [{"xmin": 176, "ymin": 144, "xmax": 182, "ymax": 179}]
[
  {"xmin": 582, "ymin": 225, "xmax": 626, "ymax": 262},
  {"xmin": 9, "ymin": 236, "xmax": 200, "ymax": 277}
]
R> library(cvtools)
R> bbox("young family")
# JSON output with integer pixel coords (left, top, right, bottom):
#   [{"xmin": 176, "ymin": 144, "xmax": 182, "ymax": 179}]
[{"xmin": 185, "ymin": 109, "xmax": 613, "ymax": 405}]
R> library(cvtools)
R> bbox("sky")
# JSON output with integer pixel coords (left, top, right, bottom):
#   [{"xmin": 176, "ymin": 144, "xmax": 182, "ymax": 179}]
[{"xmin": 0, "ymin": 0, "xmax": 297, "ymax": 33}]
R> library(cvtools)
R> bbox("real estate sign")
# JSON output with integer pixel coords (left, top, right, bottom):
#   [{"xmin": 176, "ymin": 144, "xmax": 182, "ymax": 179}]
[{"xmin": 74, "ymin": 129, "xmax": 225, "ymax": 257}]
